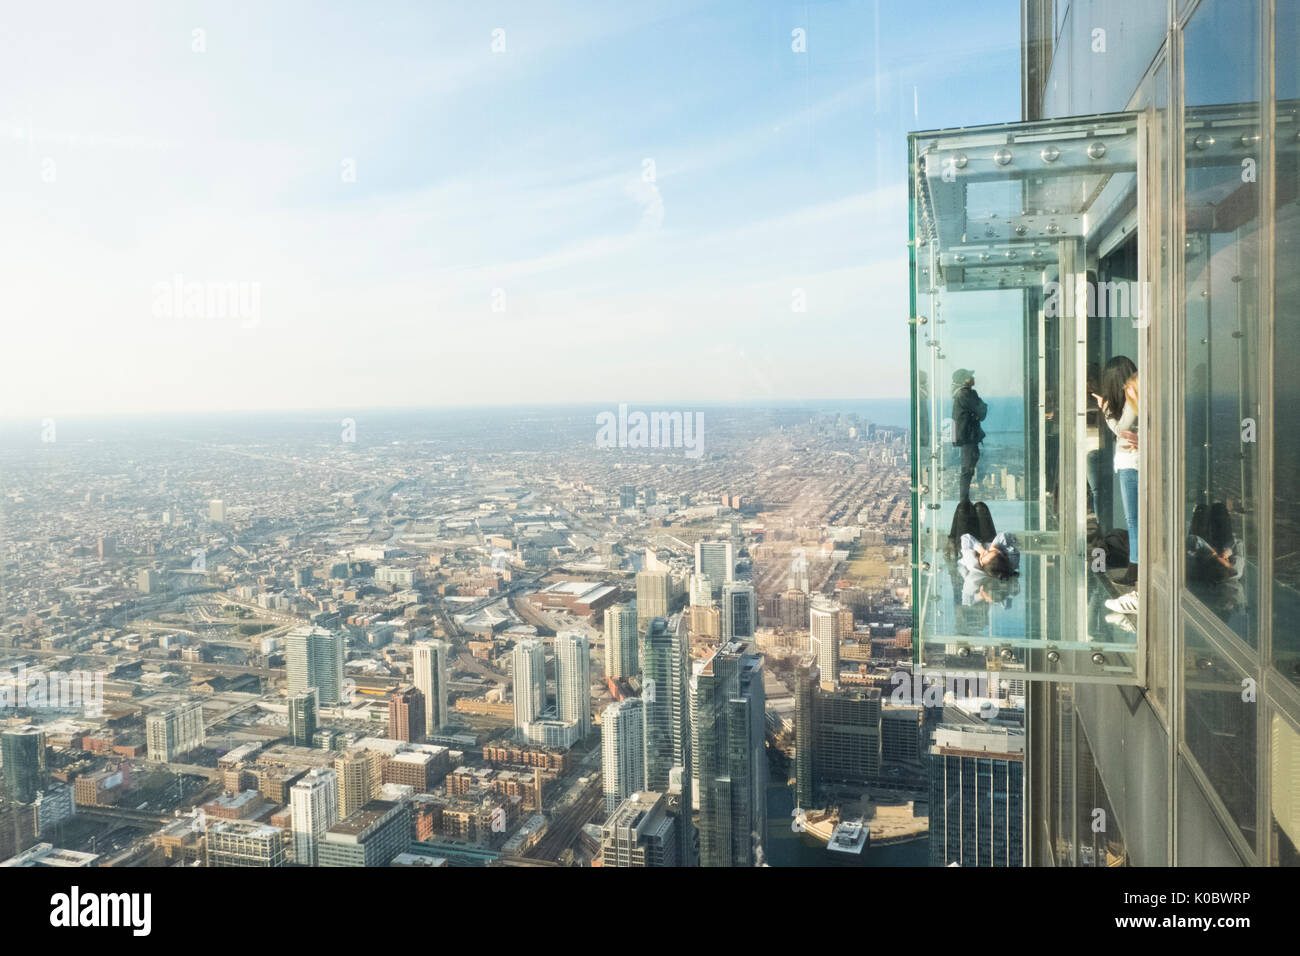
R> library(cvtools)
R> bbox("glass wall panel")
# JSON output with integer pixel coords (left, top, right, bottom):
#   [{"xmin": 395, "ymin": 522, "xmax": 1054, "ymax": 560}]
[
  {"xmin": 1182, "ymin": 618, "xmax": 1257, "ymax": 843},
  {"xmin": 910, "ymin": 112, "xmax": 1143, "ymax": 683},
  {"xmin": 1182, "ymin": 0, "xmax": 1262, "ymax": 646},
  {"xmin": 1272, "ymin": 0, "xmax": 1300, "ymax": 686}
]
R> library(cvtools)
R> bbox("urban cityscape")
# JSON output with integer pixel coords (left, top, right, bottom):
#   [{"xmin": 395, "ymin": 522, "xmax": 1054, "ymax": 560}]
[
  {"xmin": 2, "ymin": 405, "xmax": 923, "ymax": 868},
  {"xmin": 0, "ymin": 0, "xmax": 1292, "ymax": 935}
]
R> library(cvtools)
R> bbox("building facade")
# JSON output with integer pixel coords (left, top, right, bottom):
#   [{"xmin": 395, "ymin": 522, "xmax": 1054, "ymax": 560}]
[
  {"xmin": 601, "ymin": 698, "xmax": 646, "ymax": 814},
  {"xmin": 910, "ymin": 0, "xmax": 1299, "ymax": 864},
  {"xmin": 601, "ymin": 791, "xmax": 679, "ymax": 867},
  {"xmin": 555, "ymin": 631, "xmax": 592, "ymax": 740},
  {"xmin": 286, "ymin": 626, "xmax": 346, "ymax": 706},
  {"xmin": 412, "ymin": 640, "xmax": 451, "ymax": 733},
  {"xmin": 290, "ymin": 767, "xmax": 339, "ymax": 866},
  {"xmin": 695, "ymin": 641, "xmax": 766, "ymax": 867},
  {"xmin": 603, "ymin": 604, "xmax": 639, "ymax": 679}
]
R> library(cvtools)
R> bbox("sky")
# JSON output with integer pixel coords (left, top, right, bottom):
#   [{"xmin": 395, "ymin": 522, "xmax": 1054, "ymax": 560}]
[{"xmin": 1, "ymin": 0, "xmax": 1021, "ymax": 419}]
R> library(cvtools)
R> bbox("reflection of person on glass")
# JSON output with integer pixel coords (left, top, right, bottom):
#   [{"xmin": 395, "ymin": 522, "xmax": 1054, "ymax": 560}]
[
  {"xmin": 949, "ymin": 499, "xmax": 1019, "ymax": 607},
  {"xmin": 951, "ymin": 368, "xmax": 987, "ymax": 503},
  {"xmin": 1186, "ymin": 501, "xmax": 1244, "ymax": 614},
  {"xmin": 1094, "ymin": 357, "xmax": 1140, "ymax": 613},
  {"xmin": 946, "ymin": 501, "xmax": 1019, "ymax": 615}
]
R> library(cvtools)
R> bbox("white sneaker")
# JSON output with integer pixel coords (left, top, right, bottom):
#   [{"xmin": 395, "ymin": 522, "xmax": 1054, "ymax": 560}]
[
  {"xmin": 1105, "ymin": 591, "xmax": 1139, "ymax": 615},
  {"xmin": 1105, "ymin": 612, "xmax": 1137, "ymax": 635}
]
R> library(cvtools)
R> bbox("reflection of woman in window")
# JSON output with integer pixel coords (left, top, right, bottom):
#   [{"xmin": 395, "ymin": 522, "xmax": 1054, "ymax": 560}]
[
  {"xmin": 1187, "ymin": 501, "xmax": 1244, "ymax": 614},
  {"xmin": 1094, "ymin": 356, "xmax": 1140, "ymax": 607}
]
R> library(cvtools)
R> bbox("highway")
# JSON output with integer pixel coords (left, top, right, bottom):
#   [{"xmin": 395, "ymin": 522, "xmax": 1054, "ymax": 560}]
[{"xmin": 74, "ymin": 805, "xmax": 172, "ymax": 828}]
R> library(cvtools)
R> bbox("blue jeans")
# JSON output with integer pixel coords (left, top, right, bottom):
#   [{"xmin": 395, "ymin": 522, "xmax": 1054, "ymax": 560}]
[
  {"xmin": 1087, "ymin": 449, "xmax": 1113, "ymax": 531},
  {"xmin": 1117, "ymin": 468, "xmax": 1139, "ymax": 565}
]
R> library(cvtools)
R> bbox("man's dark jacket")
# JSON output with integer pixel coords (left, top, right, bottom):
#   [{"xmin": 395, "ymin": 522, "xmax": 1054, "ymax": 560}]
[{"xmin": 952, "ymin": 384, "xmax": 988, "ymax": 446}]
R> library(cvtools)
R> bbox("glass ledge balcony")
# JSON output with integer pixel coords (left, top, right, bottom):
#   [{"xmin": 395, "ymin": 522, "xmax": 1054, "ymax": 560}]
[{"xmin": 908, "ymin": 112, "xmax": 1146, "ymax": 685}]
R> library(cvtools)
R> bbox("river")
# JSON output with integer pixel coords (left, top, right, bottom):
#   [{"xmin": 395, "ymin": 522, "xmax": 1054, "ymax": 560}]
[{"xmin": 764, "ymin": 782, "xmax": 930, "ymax": 867}]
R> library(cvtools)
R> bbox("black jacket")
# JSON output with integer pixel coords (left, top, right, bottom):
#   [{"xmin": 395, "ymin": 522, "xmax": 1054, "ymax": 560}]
[{"xmin": 952, "ymin": 385, "xmax": 987, "ymax": 446}]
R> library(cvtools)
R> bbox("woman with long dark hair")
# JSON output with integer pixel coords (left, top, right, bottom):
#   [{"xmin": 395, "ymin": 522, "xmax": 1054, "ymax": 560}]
[{"xmin": 1092, "ymin": 355, "xmax": 1140, "ymax": 609}]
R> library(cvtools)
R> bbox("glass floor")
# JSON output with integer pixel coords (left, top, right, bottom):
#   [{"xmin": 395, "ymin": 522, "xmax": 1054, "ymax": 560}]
[{"xmin": 916, "ymin": 498, "xmax": 1139, "ymax": 682}]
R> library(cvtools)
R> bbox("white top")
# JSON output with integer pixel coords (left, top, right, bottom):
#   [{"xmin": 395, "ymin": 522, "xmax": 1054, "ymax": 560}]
[{"xmin": 1106, "ymin": 400, "xmax": 1138, "ymax": 471}]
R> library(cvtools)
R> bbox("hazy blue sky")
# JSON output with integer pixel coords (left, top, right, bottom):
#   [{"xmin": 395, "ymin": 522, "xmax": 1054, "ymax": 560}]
[{"xmin": 2, "ymin": 1, "xmax": 1019, "ymax": 418}]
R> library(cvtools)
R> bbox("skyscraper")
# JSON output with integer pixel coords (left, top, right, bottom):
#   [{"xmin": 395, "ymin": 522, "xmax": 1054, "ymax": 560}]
[
  {"xmin": 720, "ymin": 581, "xmax": 755, "ymax": 642},
  {"xmin": 695, "ymin": 642, "xmax": 766, "ymax": 867},
  {"xmin": 928, "ymin": 725, "xmax": 1025, "ymax": 867},
  {"xmin": 512, "ymin": 639, "xmax": 547, "ymax": 733},
  {"xmin": 603, "ymin": 604, "xmax": 639, "ymax": 679},
  {"xmin": 601, "ymin": 698, "xmax": 645, "ymax": 814},
  {"xmin": 619, "ymin": 484, "xmax": 637, "ymax": 509},
  {"xmin": 694, "ymin": 539, "xmax": 734, "ymax": 599},
  {"xmin": 641, "ymin": 617, "xmax": 690, "ymax": 795},
  {"xmin": 412, "ymin": 640, "xmax": 450, "ymax": 733},
  {"xmin": 794, "ymin": 656, "xmax": 820, "ymax": 811},
  {"xmin": 1, "ymin": 727, "xmax": 46, "ymax": 804},
  {"xmin": 388, "ymin": 686, "xmax": 425, "ymax": 743},
  {"xmin": 288, "ymin": 690, "xmax": 318, "ymax": 748},
  {"xmin": 808, "ymin": 601, "xmax": 840, "ymax": 691},
  {"xmin": 600, "ymin": 790, "xmax": 679, "ymax": 867},
  {"xmin": 635, "ymin": 570, "xmax": 670, "ymax": 632},
  {"xmin": 555, "ymin": 631, "xmax": 592, "ymax": 740},
  {"xmin": 290, "ymin": 767, "xmax": 339, "ymax": 866},
  {"xmin": 286, "ymin": 625, "xmax": 346, "ymax": 706},
  {"xmin": 208, "ymin": 498, "xmax": 225, "ymax": 523},
  {"xmin": 815, "ymin": 688, "xmax": 882, "ymax": 786}
]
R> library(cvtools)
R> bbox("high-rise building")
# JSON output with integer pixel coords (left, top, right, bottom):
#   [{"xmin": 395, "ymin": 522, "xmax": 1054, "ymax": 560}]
[
  {"xmin": 512, "ymin": 639, "xmax": 547, "ymax": 733},
  {"xmin": 145, "ymin": 700, "xmax": 206, "ymax": 763},
  {"xmin": 688, "ymin": 604, "xmax": 720, "ymax": 640},
  {"xmin": 205, "ymin": 820, "xmax": 286, "ymax": 867},
  {"xmin": 318, "ymin": 798, "xmax": 411, "ymax": 868},
  {"xmin": 288, "ymin": 690, "xmax": 318, "ymax": 748},
  {"xmin": 603, "ymin": 604, "xmax": 639, "ymax": 679},
  {"xmin": 1, "ymin": 727, "xmax": 47, "ymax": 804},
  {"xmin": 555, "ymin": 631, "xmax": 591, "ymax": 740},
  {"xmin": 928, "ymin": 726, "xmax": 1025, "ymax": 867},
  {"xmin": 334, "ymin": 751, "xmax": 381, "ymax": 819},
  {"xmin": 720, "ymin": 581, "xmax": 755, "ymax": 642},
  {"xmin": 635, "ymin": 570, "xmax": 670, "ymax": 632},
  {"xmin": 290, "ymin": 767, "xmax": 339, "ymax": 866},
  {"xmin": 388, "ymin": 686, "xmax": 426, "ymax": 743},
  {"xmin": 412, "ymin": 640, "xmax": 450, "ymax": 733},
  {"xmin": 600, "ymin": 791, "xmax": 679, "ymax": 867},
  {"xmin": 908, "ymin": 0, "xmax": 1300, "ymax": 866},
  {"xmin": 694, "ymin": 539, "xmax": 734, "ymax": 599},
  {"xmin": 808, "ymin": 601, "xmax": 840, "ymax": 691},
  {"xmin": 815, "ymin": 688, "xmax": 882, "ymax": 786},
  {"xmin": 619, "ymin": 484, "xmax": 637, "ymax": 510},
  {"xmin": 286, "ymin": 626, "xmax": 346, "ymax": 706},
  {"xmin": 695, "ymin": 641, "xmax": 766, "ymax": 867},
  {"xmin": 781, "ymin": 588, "xmax": 809, "ymax": 631},
  {"xmin": 208, "ymin": 499, "xmax": 225, "ymax": 523},
  {"xmin": 641, "ymin": 617, "xmax": 690, "ymax": 796},
  {"xmin": 794, "ymin": 656, "xmax": 820, "ymax": 811},
  {"xmin": 601, "ymin": 698, "xmax": 645, "ymax": 814},
  {"xmin": 689, "ymin": 573, "xmax": 714, "ymax": 608}
]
